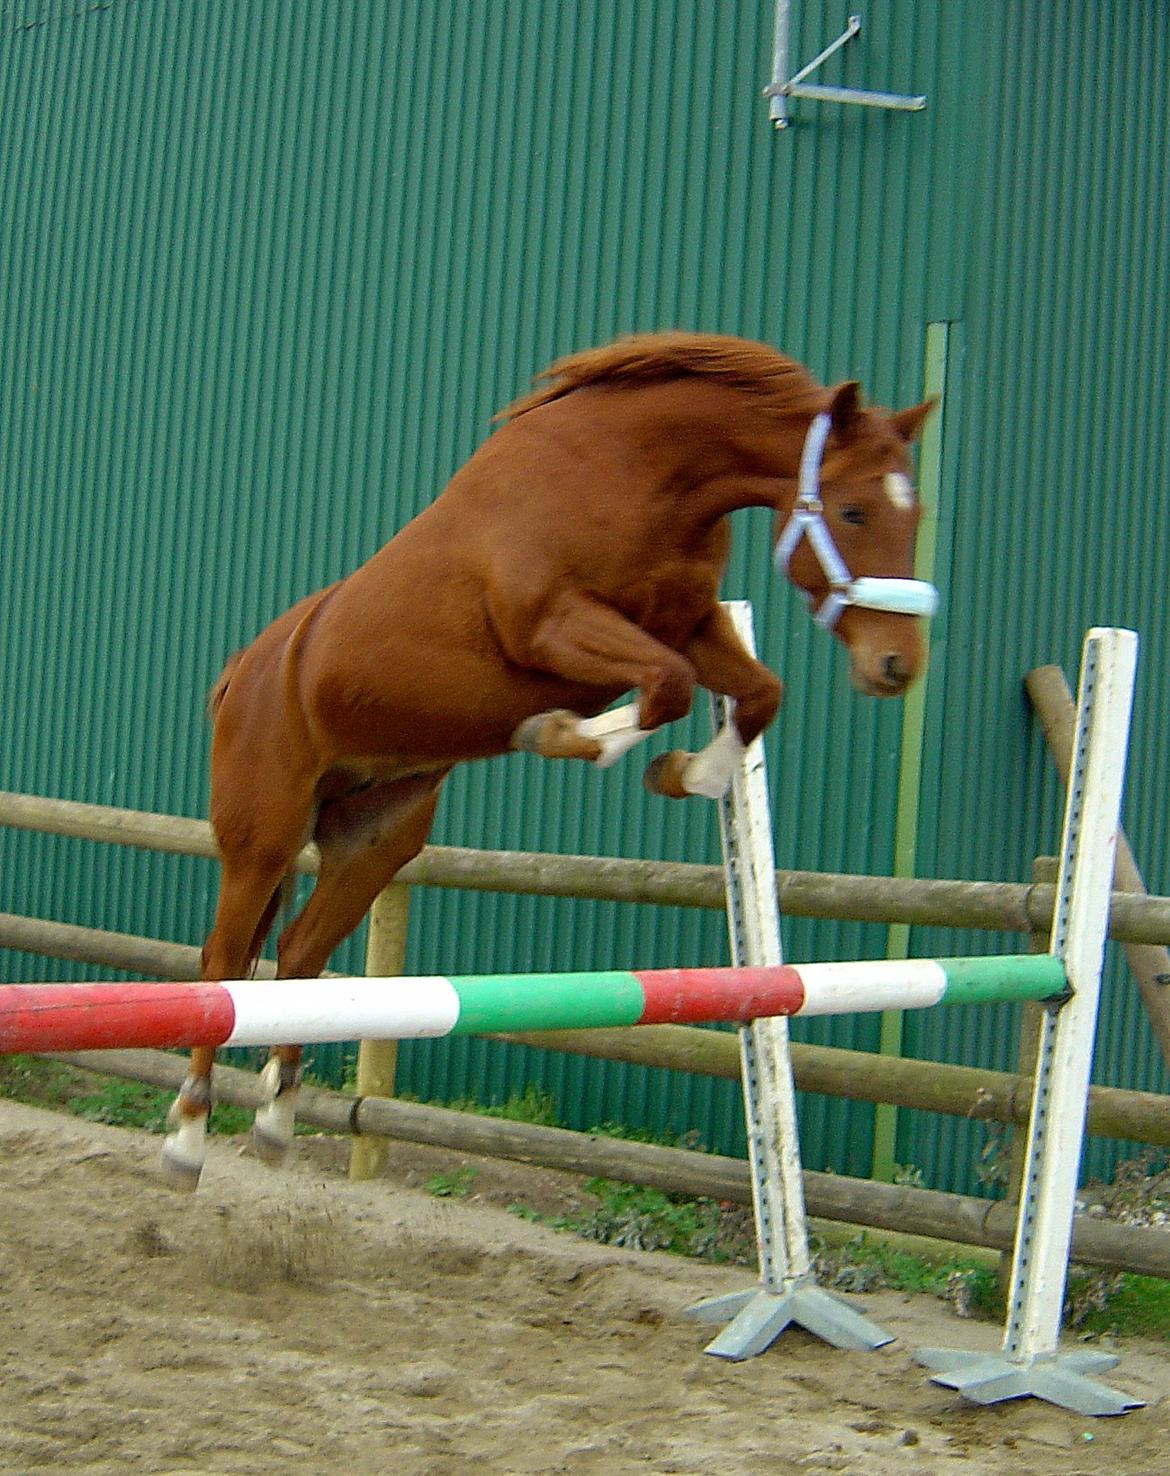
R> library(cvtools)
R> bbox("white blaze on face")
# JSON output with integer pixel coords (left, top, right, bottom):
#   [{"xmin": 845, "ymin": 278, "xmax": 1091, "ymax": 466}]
[{"xmin": 883, "ymin": 472, "xmax": 916, "ymax": 510}]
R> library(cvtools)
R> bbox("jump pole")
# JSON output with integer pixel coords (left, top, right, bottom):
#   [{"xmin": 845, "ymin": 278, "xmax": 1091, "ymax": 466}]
[{"xmin": 0, "ymin": 955, "xmax": 1066, "ymax": 1055}]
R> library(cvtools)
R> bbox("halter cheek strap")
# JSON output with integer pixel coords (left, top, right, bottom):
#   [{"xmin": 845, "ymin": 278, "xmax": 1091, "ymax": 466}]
[{"xmin": 773, "ymin": 413, "xmax": 940, "ymax": 631}]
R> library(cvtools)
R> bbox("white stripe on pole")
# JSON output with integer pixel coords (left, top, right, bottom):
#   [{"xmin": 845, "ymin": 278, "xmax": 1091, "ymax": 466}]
[
  {"xmin": 793, "ymin": 960, "xmax": 948, "ymax": 1016},
  {"xmin": 223, "ymin": 976, "xmax": 461, "ymax": 1046}
]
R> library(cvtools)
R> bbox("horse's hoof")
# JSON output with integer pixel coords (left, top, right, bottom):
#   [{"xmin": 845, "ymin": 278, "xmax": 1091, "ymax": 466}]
[
  {"xmin": 643, "ymin": 750, "xmax": 692, "ymax": 799},
  {"xmin": 511, "ymin": 710, "xmax": 564, "ymax": 753},
  {"xmin": 250, "ymin": 1122, "xmax": 292, "ymax": 1167},
  {"xmin": 159, "ymin": 1140, "xmax": 203, "ymax": 1193}
]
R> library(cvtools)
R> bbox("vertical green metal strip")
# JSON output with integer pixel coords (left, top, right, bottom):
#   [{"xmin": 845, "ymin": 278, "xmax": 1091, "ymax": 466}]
[{"xmin": 871, "ymin": 321, "xmax": 953, "ymax": 1183}]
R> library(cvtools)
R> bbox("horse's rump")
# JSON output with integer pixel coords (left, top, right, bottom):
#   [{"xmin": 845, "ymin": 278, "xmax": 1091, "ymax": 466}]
[{"xmin": 206, "ymin": 650, "xmax": 245, "ymax": 721}]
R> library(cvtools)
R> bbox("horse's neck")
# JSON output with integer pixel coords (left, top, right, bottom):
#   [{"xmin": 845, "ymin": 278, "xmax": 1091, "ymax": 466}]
[
  {"xmin": 659, "ymin": 395, "xmax": 807, "ymax": 520},
  {"xmin": 691, "ymin": 470, "xmax": 798, "ymax": 522}
]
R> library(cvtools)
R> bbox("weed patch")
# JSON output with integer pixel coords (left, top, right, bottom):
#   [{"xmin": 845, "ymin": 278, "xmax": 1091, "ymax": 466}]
[
  {"xmin": 427, "ymin": 1166, "xmax": 478, "ymax": 1199},
  {"xmin": 812, "ymin": 1232, "xmax": 999, "ymax": 1319},
  {"xmin": 0, "ymin": 1056, "xmax": 303, "ymax": 1136}
]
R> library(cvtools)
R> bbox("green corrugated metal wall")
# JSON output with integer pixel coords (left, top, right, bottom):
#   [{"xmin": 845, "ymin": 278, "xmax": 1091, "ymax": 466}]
[
  {"xmin": 1, "ymin": 3, "xmax": 1166, "ymax": 1194},
  {"xmin": 893, "ymin": 1, "xmax": 1170, "ymax": 1190}
]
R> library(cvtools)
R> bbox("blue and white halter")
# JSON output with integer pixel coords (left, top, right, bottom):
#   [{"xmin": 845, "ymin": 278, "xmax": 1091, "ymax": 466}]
[{"xmin": 773, "ymin": 412, "xmax": 940, "ymax": 631}]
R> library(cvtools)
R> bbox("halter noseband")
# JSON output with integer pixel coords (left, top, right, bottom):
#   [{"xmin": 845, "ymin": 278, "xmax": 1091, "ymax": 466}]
[{"xmin": 773, "ymin": 412, "xmax": 940, "ymax": 631}]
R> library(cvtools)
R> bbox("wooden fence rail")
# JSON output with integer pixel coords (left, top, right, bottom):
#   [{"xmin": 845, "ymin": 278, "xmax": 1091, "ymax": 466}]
[
  {"xmin": 41, "ymin": 1045, "xmax": 1170, "ymax": 1282},
  {"xmin": 4, "ymin": 785, "xmax": 1168, "ymax": 1275},
  {"xmin": 4, "ymin": 788, "xmax": 1170, "ymax": 941}
]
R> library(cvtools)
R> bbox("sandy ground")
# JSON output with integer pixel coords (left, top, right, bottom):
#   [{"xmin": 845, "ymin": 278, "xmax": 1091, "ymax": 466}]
[{"xmin": 0, "ymin": 1097, "xmax": 1165, "ymax": 1475}]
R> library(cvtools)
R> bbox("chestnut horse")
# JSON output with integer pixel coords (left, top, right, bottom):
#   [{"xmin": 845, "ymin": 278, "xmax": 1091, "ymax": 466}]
[{"xmin": 162, "ymin": 332, "xmax": 937, "ymax": 1188}]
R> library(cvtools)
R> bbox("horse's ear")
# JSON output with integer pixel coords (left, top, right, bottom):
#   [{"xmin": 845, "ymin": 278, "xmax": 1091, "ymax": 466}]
[
  {"xmin": 828, "ymin": 381, "xmax": 862, "ymax": 433},
  {"xmin": 889, "ymin": 398, "xmax": 937, "ymax": 444}
]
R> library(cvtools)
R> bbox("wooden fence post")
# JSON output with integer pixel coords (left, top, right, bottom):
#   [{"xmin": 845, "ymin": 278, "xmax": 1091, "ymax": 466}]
[
  {"xmin": 347, "ymin": 881, "xmax": 411, "ymax": 1181},
  {"xmin": 1026, "ymin": 664, "xmax": 1170, "ymax": 1069}
]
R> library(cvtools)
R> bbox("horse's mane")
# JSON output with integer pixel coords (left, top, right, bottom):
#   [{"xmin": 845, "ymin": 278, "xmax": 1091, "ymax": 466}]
[{"xmin": 497, "ymin": 332, "xmax": 826, "ymax": 422}]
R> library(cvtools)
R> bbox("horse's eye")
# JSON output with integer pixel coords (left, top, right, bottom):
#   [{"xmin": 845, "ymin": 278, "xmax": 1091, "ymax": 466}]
[{"xmin": 840, "ymin": 506, "xmax": 866, "ymax": 527}]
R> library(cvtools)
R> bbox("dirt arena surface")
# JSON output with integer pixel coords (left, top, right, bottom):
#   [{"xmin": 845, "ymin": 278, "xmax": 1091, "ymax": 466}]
[{"xmin": 0, "ymin": 1097, "xmax": 1165, "ymax": 1475}]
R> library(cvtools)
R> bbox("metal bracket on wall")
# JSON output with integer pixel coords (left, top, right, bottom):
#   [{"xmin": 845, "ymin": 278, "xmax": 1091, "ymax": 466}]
[{"xmin": 765, "ymin": 9, "xmax": 926, "ymax": 129}]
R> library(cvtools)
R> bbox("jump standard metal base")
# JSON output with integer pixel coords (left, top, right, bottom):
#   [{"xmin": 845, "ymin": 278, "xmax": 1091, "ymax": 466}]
[
  {"xmin": 685, "ymin": 1280, "xmax": 893, "ymax": 1360},
  {"xmin": 915, "ymin": 1346, "xmax": 1143, "ymax": 1418}
]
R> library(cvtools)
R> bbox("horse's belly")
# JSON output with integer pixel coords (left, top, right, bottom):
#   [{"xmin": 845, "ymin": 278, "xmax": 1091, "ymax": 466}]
[{"xmin": 309, "ymin": 666, "xmax": 624, "ymax": 768}]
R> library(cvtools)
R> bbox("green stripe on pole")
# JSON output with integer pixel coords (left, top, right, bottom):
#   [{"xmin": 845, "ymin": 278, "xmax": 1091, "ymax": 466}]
[
  {"xmin": 449, "ymin": 970, "xmax": 646, "ymax": 1036},
  {"xmin": 938, "ymin": 955, "xmax": 1068, "ymax": 1007}
]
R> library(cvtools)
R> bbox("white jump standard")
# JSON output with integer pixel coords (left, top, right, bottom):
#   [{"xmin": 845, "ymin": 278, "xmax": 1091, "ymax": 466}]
[
  {"xmin": 681, "ymin": 603, "xmax": 894, "ymax": 1361},
  {"xmin": 916, "ymin": 626, "xmax": 1141, "ymax": 1415}
]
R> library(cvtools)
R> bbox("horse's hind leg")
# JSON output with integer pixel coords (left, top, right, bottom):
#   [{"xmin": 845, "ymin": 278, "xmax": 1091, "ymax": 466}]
[
  {"xmin": 160, "ymin": 1044, "xmax": 220, "ymax": 1190},
  {"xmin": 249, "ymin": 772, "xmax": 447, "ymax": 1168},
  {"xmin": 161, "ymin": 787, "xmax": 314, "ymax": 1190},
  {"xmin": 160, "ymin": 858, "xmax": 295, "ymax": 1189}
]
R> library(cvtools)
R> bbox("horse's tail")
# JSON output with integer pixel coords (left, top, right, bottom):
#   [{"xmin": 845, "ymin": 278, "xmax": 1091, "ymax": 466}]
[
  {"xmin": 245, "ymin": 870, "xmax": 299, "ymax": 979},
  {"xmin": 206, "ymin": 649, "xmax": 245, "ymax": 722}
]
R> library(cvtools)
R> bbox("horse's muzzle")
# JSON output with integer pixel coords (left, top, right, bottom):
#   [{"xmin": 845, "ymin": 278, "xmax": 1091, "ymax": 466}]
[{"xmin": 850, "ymin": 647, "xmax": 917, "ymax": 697}]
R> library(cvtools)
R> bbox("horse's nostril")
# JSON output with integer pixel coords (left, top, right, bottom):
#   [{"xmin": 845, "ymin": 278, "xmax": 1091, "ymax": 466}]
[{"xmin": 882, "ymin": 653, "xmax": 907, "ymax": 686}]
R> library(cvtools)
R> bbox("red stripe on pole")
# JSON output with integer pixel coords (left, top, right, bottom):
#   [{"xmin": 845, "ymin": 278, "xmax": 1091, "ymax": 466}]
[
  {"xmin": 0, "ymin": 982, "xmax": 236, "ymax": 1054},
  {"xmin": 633, "ymin": 966, "xmax": 806, "ymax": 1025}
]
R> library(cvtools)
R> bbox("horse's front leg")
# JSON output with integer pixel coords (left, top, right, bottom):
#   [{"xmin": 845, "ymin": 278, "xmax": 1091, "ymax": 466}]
[
  {"xmin": 511, "ymin": 699, "xmax": 649, "ymax": 767},
  {"xmin": 502, "ymin": 591, "xmax": 697, "ymax": 765},
  {"xmin": 643, "ymin": 605, "xmax": 782, "ymax": 800}
]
